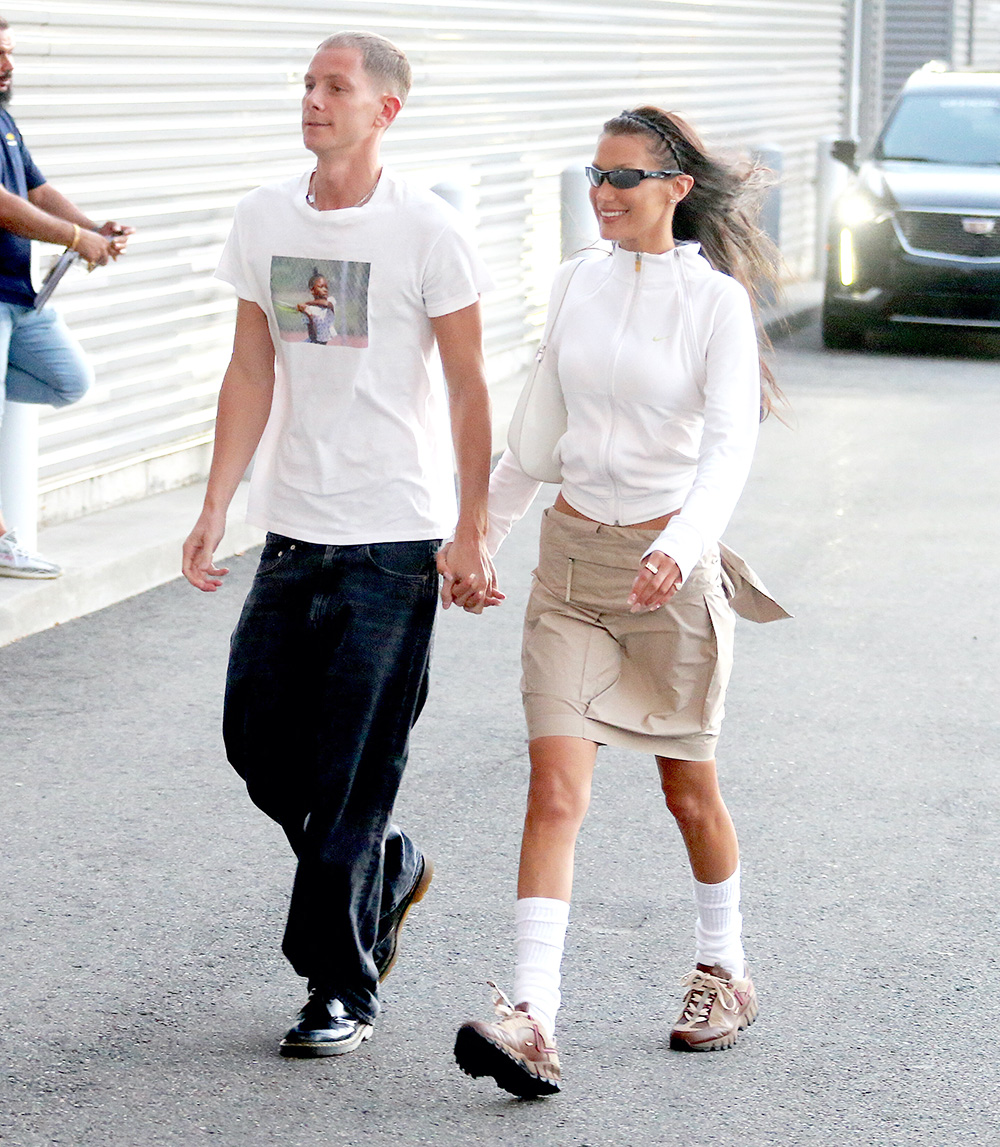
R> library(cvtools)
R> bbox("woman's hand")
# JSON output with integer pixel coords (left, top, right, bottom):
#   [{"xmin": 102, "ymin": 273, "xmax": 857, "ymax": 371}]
[{"xmin": 627, "ymin": 550, "xmax": 681, "ymax": 613}]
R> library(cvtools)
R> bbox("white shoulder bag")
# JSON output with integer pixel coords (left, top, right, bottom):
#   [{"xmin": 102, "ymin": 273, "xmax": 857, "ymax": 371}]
[{"xmin": 506, "ymin": 258, "xmax": 585, "ymax": 483}]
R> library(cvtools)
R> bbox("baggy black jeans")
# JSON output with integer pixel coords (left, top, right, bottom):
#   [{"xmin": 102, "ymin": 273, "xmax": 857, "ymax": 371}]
[{"xmin": 223, "ymin": 533, "xmax": 439, "ymax": 1024}]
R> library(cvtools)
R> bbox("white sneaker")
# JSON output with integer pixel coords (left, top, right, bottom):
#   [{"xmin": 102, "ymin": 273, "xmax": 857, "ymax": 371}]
[{"xmin": 0, "ymin": 530, "xmax": 62, "ymax": 579}]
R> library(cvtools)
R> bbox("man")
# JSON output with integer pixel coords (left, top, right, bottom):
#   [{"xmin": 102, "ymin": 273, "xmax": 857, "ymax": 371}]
[
  {"xmin": 0, "ymin": 15, "xmax": 132, "ymax": 577},
  {"xmin": 183, "ymin": 31, "xmax": 496, "ymax": 1057}
]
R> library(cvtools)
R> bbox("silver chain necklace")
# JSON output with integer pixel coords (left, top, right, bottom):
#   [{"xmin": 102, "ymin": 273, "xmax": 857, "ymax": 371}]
[{"xmin": 306, "ymin": 170, "xmax": 380, "ymax": 211}]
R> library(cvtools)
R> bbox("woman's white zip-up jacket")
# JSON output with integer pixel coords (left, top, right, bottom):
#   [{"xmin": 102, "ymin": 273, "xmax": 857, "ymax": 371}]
[{"xmin": 487, "ymin": 242, "xmax": 762, "ymax": 582}]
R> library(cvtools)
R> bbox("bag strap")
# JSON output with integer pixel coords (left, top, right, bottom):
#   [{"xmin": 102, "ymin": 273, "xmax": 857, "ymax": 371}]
[{"xmin": 534, "ymin": 256, "xmax": 586, "ymax": 365}]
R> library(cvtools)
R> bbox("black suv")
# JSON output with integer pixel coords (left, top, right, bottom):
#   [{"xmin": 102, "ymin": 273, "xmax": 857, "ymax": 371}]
[{"xmin": 823, "ymin": 66, "xmax": 1000, "ymax": 348}]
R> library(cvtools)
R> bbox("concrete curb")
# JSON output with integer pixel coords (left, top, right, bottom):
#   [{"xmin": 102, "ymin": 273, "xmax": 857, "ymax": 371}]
[{"xmin": 0, "ymin": 482, "xmax": 264, "ymax": 647}]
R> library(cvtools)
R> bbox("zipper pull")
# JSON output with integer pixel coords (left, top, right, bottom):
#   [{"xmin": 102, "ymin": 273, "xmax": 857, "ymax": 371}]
[{"xmin": 635, "ymin": 251, "xmax": 642, "ymax": 273}]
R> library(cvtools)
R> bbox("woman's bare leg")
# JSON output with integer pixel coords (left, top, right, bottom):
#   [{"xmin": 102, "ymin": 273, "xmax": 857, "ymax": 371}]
[
  {"xmin": 656, "ymin": 754, "xmax": 755, "ymax": 1048},
  {"xmin": 656, "ymin": 756, "xmax": 739, "ymax": 882},
  {"xmin": 516, "ymin": 735, "xmax": 599, "ymax": 901}
]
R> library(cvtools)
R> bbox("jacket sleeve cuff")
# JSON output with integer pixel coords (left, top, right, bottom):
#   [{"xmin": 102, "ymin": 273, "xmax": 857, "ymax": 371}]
[{"xmin": 643, "ymin": 517, "xmax": 706, "ymax": 583}]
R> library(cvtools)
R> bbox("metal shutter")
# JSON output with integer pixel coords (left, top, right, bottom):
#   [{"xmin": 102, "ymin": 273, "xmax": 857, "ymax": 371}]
[
  {"xmin": 883, "ymin": 0, "xmax": 954, "ymax": 114},
  {"xmin": 6, "ymin": 0, "xmax": 846, "ymax": 526}
]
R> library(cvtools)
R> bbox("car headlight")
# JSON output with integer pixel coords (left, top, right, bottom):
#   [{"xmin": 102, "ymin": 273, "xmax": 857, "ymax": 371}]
[
  {"xmin": 837, "ymin": 191, "xmax": 880, "ymax": 226},
  {"xmin": 839, "ymin": 229, "xmax": 856, "ymax": 286}
]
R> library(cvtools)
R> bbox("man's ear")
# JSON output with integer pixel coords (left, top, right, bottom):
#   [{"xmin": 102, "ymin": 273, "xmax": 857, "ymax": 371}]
[{"xmin": 375, "ymin": 95, "xmax": 403, "ymax": 130}]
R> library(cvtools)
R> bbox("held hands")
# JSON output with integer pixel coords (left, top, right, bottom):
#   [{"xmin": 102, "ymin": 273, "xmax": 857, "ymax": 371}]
[
  {"xmin": 627, "ymin": 550, "xmax": 681, "ymax": 613},
  {"xmin": 182, "ymin": 510, "xmax": 230, "ymax": 593},
  {"xmin": 436, "ymin": 538, "xmax": 505, "ymax": 614}
]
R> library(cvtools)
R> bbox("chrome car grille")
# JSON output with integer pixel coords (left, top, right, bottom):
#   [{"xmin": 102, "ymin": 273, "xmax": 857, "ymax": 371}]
[{"xmin": 895, "ymin": 211, "xmax": 1000, "ymax": 259}]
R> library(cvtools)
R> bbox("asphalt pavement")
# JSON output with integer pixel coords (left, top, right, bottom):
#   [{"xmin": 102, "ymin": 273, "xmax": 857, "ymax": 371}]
[{"xmin": 2, "ymin": 320, "xmax": 999, "ymax": 1146}]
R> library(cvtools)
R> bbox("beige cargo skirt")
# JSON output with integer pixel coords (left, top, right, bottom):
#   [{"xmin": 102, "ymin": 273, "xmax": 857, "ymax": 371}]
[{"xmin": 521, "ymin": 507, "xmax": 736, "ymax": 761}]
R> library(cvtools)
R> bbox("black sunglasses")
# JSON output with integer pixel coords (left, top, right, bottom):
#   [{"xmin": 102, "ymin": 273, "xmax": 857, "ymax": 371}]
[{"xmin": 585, "ymin": 165, "xmax": 683, "ymax": 189}]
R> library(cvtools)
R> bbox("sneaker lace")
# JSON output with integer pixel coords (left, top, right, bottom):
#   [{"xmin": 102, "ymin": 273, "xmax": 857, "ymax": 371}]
[
  {"xmin": 486, "ymin": 979, "xmax": 517, "ymax": 1020},
  {"xmin": 678, "ymin": 970, "xmax": 736, "ymax": 1023},
  {"xmin": 1, "ymin": 531, "xmax": 29, "ymax": 559}
]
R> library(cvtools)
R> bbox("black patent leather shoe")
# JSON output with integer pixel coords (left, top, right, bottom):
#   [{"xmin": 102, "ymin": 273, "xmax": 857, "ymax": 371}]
[
  {"xmin": 374, "ymin": 854, "xmax": 434, "ymax": 981},
  {"xmin": 278, "ymin": 991, "xmax": 373, "ymax": 1057}
]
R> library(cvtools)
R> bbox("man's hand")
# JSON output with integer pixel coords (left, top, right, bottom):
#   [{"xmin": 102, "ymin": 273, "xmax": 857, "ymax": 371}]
[
  {"xmin": 182, "ymin": 509, "xmax": 229, "ymax": 592},
  {"xmin": 436, "ymin": 539, "xmax": 504, "ymax": 613},
  {"xmin": 99, "ymin": 221, "xmax": 134, "ymax": 258},
  {"xmin": 73, "ymin": 228, "xmax": 116, "ymax": 268},
  {"xmin": 627, "ymin": 550, "xmax": 681, "ymax": 613},
  {"xmin": 75, "ymin": 222, "xmax": 134, "ymax": 268}
]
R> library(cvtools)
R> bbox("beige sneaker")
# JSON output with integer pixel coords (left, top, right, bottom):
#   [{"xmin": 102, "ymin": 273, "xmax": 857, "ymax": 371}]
[
  {"xmin": 669, "ymin": 963, "xmax": 758, "ymax": 1051},
  {"xmin": 455, "ymin": 982, "xmax": 561, "ymax": 1097}
]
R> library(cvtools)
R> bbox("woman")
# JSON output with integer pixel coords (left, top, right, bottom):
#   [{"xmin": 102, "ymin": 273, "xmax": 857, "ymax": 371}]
[{"xmin": 448, "ymin": 106, "xmax": 785, "ymax": 1098}]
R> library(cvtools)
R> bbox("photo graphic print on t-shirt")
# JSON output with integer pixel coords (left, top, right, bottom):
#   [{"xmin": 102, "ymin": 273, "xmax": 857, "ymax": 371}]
[{"xmin": 270, "ymin": 256, "xmax": 370, "ymax": 348}]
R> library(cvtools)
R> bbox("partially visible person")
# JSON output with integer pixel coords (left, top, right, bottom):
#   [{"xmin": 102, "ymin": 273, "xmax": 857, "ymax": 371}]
[
  {"xmin": 297, "ymin": 270, "xmax": 337, "ymax": 343},
  {"xmin": 0, "ymin": 15, "xmax": 133, "ymax": 578},
  {"xmin": 450, "ymin": 105, "xmax": 788, "ymax": 1098}
]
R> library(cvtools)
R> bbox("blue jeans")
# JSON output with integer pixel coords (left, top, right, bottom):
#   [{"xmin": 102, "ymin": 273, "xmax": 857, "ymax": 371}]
[
  {"xmin": 0, "ymin": 303, "xmax": 93, "ymax": 419},
  {"xmin": 224, "ymin": 533, "xmax": 440, "ymax": 1024}
]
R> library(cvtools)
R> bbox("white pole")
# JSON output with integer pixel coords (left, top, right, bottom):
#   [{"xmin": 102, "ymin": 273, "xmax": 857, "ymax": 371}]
[
  {"xmin": 561, "ymin": 165, "xmax": 598, "ymax": 261},
  {"xmin": 0, "ymin": 400, "xmax": 40, "ymax": 550},
  {"xmin": 849, "ymin": 0, "xmax": 863, "ymax": 139}
]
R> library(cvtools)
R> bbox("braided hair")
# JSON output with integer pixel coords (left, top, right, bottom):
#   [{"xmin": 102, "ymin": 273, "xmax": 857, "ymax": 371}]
[{"xmin": 603, "ymin": 107, "xmax": 783, "ymax": 417}]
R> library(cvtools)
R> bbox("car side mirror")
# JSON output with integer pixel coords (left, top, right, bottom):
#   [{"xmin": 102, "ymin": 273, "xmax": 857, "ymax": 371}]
[{"xmin": 831, "ymin": 138, "xmax": 859, "ymax": 172}]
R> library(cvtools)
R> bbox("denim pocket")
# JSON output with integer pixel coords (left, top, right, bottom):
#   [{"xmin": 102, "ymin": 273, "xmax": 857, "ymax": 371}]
[
  {"xmin": 256, "ymin": 534, "xmax": 298, "ymax": 576},
  {"xmin": 365, "ymin": 540, "xmax": 439, "ymax": 581}
]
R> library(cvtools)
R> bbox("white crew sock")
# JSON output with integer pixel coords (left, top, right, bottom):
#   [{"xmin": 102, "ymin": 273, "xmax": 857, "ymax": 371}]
[
  {"xmin": 692, "ymin": 864, "xmax": 745, "ymax": 980},
  {"xmin": 512, "ymin": 897, "xmax": 569, "ymax": 1036}
]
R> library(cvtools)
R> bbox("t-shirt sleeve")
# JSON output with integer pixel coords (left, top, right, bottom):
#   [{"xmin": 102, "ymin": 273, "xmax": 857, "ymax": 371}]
[
  {"xmin": 422, "ymin": 218, "xmax": 494, "ymax": 319},
  {"xmin": 215, "ymin": 200, "xmax": 266, "ymax": 307},
  {"xmin": 21, "ymin": 142, "xmax": 44, "ymax": 191}
]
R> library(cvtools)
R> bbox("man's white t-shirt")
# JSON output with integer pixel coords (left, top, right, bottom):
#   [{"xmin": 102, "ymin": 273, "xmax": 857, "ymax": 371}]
[{"xmin": 216, "ymin": 168, "xmax": 493, "ymax": 545}]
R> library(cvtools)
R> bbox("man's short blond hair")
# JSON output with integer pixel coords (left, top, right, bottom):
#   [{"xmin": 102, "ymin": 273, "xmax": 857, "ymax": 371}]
[{"xmin": 316, "ymin": 31, "xmax": 411, "ymax": 103}]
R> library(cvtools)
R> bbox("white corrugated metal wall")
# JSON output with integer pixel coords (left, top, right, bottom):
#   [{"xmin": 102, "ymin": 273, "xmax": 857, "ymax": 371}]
[
  {"xmin": 883, "ymin": 0, "xmax": 953, "ymax": 113},
  {"xmin": 966, "ymin": 0, "xmax": 1000, "ymax": 63},
  {"xmin": 5, "ymin": 0, "xmax": 847, "ymax": 527}
]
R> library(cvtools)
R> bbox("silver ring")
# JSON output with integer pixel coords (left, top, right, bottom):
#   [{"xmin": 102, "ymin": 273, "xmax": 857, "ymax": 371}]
[{"xmin": 644, "ymin": 561, "xmax": 659, "ymax": 575}]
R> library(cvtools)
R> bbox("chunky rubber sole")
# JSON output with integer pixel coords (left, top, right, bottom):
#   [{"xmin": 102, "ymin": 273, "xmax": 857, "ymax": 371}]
[
  {"xmin": 454, "ymin": 1024, "xmax": 560, "ymax": 1098},
  {"xmin": 279, "ymin": 1023, "xmax": 373, "ymax": 1057},
  {"xmin": 377, "ymin": 857, "xmax": 434, "ymax": 982},
  {"xmin": 669, "ymin": 996, "xmax": 759, "ymax": 1052}
]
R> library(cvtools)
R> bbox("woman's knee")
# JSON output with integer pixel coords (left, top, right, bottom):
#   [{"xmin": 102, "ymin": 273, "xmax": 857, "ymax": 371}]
[
  {"xmin": 659, "ymin": 759, "xmax": 726, "ymax": 829},
  {"xmin": 526, "ymin": 774, "xmax": 590, "ymax": 829},
  {"xmin": 525, "ymin": 741, "xmax": 594, "ymax": 829}
]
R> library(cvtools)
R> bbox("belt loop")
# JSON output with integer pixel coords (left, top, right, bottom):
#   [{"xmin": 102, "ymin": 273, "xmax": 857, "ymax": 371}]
[{"xmin": 565, "ymin": 557, "xmax": 575, "ymax": 602}]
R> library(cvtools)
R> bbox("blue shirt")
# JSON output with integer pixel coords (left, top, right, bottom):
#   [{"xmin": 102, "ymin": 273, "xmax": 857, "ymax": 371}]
[{"xmin": 0, "ymin": 108, "xmax": 46, "ymax": 306}]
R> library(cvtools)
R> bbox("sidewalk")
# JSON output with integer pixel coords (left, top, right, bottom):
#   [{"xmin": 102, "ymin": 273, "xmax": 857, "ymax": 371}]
[
  {"xmin": 0, "ymin": 482, "xmax": 263, "ymax": 647},
  {"xmin": 0, "ymin": 281, "xmax": 821, "ymax": 647}
]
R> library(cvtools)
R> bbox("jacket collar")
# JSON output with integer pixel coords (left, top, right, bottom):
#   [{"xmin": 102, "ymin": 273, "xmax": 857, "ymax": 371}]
[{"xmin": 608, "ymin": 240, "xmax": 708, "ymax": 285}]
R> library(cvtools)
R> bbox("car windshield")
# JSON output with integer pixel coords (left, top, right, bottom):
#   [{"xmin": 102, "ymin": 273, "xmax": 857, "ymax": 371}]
[{"xmin": 877, "ymin": 90, "xmax": 1000, "ymax": 164}]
